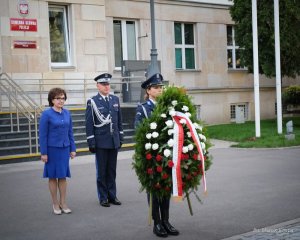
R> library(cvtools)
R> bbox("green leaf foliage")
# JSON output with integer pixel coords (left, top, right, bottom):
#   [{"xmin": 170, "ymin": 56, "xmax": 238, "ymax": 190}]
[
  {"xmin": 132, "ymin": 86, "xmax": 212, "ymax": 199},
  {"xmin": 230, "ymin": 0, "xmax": 300, "ymax": 78},
  {"xmin": 283, "ymin": 85, "xmax": 300, "ymax": 105}
]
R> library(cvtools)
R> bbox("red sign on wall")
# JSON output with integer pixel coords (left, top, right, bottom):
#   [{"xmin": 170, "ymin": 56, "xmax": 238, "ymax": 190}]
[
  {"xmin": 13, "ymin": 40, "xmax": 37, "ymax": 49},
  {"xmin": 10, "ymin": 18, "xmax": 37, "ymax": 32}
]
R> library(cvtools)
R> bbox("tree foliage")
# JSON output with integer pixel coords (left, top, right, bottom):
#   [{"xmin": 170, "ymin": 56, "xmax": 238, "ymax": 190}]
[{"xmin": 230, "ymin": 0, "xmax": 300, "ymax": 78}]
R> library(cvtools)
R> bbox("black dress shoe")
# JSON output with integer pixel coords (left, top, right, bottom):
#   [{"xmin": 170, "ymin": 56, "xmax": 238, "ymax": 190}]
[
  {"xmin": 109, "ymin": 198, "xmax": 122, "ymax": 205},
  {"xmin": 162, "ymin": 221, "xmax": 180, "ymax": 235},
  {"xmin": 153, "ymin": 223, "xmax": 168, "ymax": 238},
  {"xmin": 100, "ymin": 200, "xmax": 110, "ymax": 207}
]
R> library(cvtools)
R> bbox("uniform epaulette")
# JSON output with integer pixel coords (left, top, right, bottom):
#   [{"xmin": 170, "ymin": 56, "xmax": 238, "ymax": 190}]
[{"xmin": 140, "ymin": 101, "xmax": 151, "ymax": 106}]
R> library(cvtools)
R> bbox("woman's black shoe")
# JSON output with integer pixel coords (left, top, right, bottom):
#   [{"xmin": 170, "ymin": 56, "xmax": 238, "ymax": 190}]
[
  {"xmin": 153, "ymin": 223, "xmax": 168, "ymax": 237},
  {"xmin": 162, "ymin": 221, "xmax": 179, "ymax": 235}
]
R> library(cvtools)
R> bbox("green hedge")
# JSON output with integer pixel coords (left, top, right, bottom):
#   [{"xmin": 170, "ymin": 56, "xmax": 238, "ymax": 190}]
[{"xmin": 283, "ymin": 85, "xmax": 300, "ymax": 106}]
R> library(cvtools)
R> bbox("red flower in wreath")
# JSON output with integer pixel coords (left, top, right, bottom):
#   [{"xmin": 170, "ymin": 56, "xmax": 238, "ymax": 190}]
[
  {"xmin": 156, "ymin": 166, "xmax": 163, "ymax": 173},
  {"xmin": 147, "ymin": 168, "xmax": 153, "ymax": 174},
  {"xmin": 156, "ymin": 154, "xmax": 163, "ymax": 162},
  {"xmin": 146, "ymin": 153, "xmax": 152, "ymax": 160},
  {"xmin": 162, "ymin": 173, "xmax": 169, "ymax": 179},
  {"xmin": 167, "ymin": 160, "xmax": 174, "ymax": 168}
]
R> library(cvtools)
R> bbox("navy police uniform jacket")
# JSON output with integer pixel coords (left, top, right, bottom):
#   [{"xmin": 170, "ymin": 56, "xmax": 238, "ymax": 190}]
[
  {"xmin": 134, "ymin": 99, "xmax": 155, "ymax": 128},
  {"xmin": 85, "ymin": 93, "xmax": 124, "ymax": 149}
]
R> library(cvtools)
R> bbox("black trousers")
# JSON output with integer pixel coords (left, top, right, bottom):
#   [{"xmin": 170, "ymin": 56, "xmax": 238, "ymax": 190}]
[
  {"xmin": 149, "ymin": 194, "xmax": 170, "ymax": 224},
  {"xmin": 95, "ymin": 148, "xmax": 118, "ymax": 201}
]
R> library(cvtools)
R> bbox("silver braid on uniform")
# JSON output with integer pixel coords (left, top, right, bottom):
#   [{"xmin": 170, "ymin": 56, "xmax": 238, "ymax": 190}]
[{"xmin": 90, "ymin": 98, "xmax": 111, "ymax": 127}]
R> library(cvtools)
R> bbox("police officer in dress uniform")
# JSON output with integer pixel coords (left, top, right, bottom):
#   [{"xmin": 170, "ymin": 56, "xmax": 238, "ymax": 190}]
[
  {"xmin": 134, "ymin": 73, "xmax": 180, "ymax": 237},
  {"xmin": 85, "ymin": 73, "xmax": 124, "ymax": 207}
]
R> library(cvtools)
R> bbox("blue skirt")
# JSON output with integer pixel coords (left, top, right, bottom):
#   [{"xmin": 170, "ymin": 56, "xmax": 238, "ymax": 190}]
[{"xmin": 43, "ymin": 146, "xmax": 71, "ymax": 178}]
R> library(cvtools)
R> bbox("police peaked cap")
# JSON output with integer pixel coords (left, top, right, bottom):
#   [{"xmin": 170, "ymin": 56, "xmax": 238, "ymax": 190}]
[
  {"xmin": 94, "ymin": 73, "xmax": 112, "ymax": 83},
  {"xmin": 141, "ymin": 73, "xmax": 164, "ymax": 89}
]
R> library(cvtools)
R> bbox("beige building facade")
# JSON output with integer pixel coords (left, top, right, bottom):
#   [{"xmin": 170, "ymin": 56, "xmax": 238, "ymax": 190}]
[{"xmin": 0, "ymin": 0, "xmax": 299, "ymax": 124}]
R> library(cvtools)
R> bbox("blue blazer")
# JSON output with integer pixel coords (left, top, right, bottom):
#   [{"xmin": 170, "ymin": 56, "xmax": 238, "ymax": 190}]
[
  {"xmin": 39, "ymin": 108, "xmax": 76, "ymax": 155},
  {"xmin": 85, "ymin": 93, "xmax": 124, "ymax": 149}
]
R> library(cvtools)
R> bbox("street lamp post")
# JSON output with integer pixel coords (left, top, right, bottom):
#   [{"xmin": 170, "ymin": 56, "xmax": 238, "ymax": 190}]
[{"xmin": 146, "ymin": 0, "xmax": 160, "ymax": 78}]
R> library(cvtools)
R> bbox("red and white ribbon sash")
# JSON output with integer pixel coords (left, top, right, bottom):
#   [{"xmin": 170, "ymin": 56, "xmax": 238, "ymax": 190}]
[
  {"xmin": 171, "ymin": 116, "xmax": 184, "ymax": 198},
  {"xmin": 171, "ymin": 111, "xmax": 207, "ymax": 199}
]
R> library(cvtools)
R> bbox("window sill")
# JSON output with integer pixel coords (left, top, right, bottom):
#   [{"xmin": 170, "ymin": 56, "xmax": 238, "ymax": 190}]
[
  {"xmin": 175, "ymin": 69, "xmax": 201, "ymax": 72},
  {"xmin": 51, "ymin": 66, "xmax": 76, "ymax": 70}
]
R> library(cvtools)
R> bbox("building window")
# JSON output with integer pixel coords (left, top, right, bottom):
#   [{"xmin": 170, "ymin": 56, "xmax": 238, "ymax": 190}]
[
  {"xmin": 49, "ymin": 5, "xmax": 71, "ymax": 66},
  {"xmin": 174, "ymin": 22, "xmax": 195, "ymax": 70},
  {"xmin": 227, "ymin": 26, "xmax": 246, "ymax": 69},
  {"xmin": 113, "ymin": 20, "xmax": 138, "ymax": 69},
  {"xmin": 230, "ymin": 103, "xmax": 249, "ymax": 121}
]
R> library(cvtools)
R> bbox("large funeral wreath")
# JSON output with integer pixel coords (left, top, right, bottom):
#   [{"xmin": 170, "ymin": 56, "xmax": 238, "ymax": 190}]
[{"xmin": 133, "ymin": 86, "xmax": 212, "ymax": 214}]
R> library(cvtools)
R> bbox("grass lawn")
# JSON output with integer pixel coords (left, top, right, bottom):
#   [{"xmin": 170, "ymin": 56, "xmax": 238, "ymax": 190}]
[{"xmin": 206, "ymin": 116, "xmax": 300, "ymax": 148}]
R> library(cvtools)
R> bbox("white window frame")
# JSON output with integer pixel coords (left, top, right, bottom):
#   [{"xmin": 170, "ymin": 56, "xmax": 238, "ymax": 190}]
[
  {"xmin": 113, "ymin": 19, "xmax": 139, "ymax": 70},
  {"xmin": 174, "ymin": 22, "xmax": 196, "ymax": 70},
  {"xmin": 49, "ymin": 5, "xmax": 72, "ymax": 67},
  {"xmin": 230, "ymin": 103, "xmax": 249, "ymax": 121},
  {"xmin": 227, "ymin": 26, "xmax": 246, "ymax": 70}
]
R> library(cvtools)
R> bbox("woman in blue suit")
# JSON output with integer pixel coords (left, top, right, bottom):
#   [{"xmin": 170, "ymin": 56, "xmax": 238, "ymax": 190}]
[{"xmin": 39, "ymin": 88, "xmax": 76, "ymax": 215}]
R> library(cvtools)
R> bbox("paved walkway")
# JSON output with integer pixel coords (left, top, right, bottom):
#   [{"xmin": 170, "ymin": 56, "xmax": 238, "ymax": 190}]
[
  {"xmin": 0, "ymin": 140, "xmax": 299, "ymax": 240},
  {"xmin": 212, "ymin": 140, "xmax": 300, "ymax": 240}
]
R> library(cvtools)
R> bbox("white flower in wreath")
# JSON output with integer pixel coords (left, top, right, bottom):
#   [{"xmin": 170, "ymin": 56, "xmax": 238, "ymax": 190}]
[
  {"xmin": 145, "ymin": 143, "xmax": 152, "ymax": 150},
  {"xmin": 193, "ymin": 123, "xmax": 203, "ymax": 131},
  {"xmin": 168, "ymin": 129, "xmax": 174, "ymax": 136},
  {"xmin": 167, "ymin": 139, "xmax": 174, "ymax": 147},
  {"xmin": 185, "ymin": 112, "xmax": 191, "ymax": 118},
  {"xmin": 150, "ymin": 122, "xmax": 157, "ymax": 130},
  {"xmin": 152, "ymin": 132, "xmax": 159, "ymax": 138},
  {"xmin": 182, "ymin": 105, "xmax": 189, "ymax": 112},
  {"xmin": 171, "ymin": 100, "xmax": 178, "ymax": 106},
  {"xmin": 188, "ymin": 144, "xmax": 194, "ymax": 151},
  {"xmin": 200, "ymin": 142, "xmax": 206, "ymax": 150},
  {"xmin": 179, "ymin": 119, "xmax": 187, "ymax": 125},
  {"xmin": 164, "ymin": 149, "xmax": 171, "ymax": 157},
  {"xmin": 186, "ymin": 131, "xmax": 191, "ymax": 138},
  {"xmin": 146, "ymin": 133, "xmax": 152, "ymax": 139},
  {"xmin": 165, "ymin": 120, "xmax": 174, "ymax": 128},
  {"xmin": 199, "ymin": 133, "xmax": 207, "ymax": 142},
  {"xmin": 182, "ymin": 146, "xmax": 189, "ymax": 153},
  {"xmin": 152, "ymin": 143, "xmax": 159, "ymax": 150},
  {"xmin": 161, "ymin": 113, "xmax": 167, "ymax": 118},
  {"xmin": 169, "ymin": 109, "xmax": 176, "ymax": 117}
]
